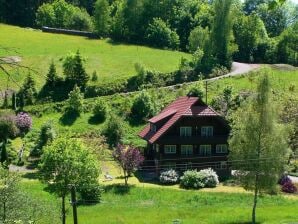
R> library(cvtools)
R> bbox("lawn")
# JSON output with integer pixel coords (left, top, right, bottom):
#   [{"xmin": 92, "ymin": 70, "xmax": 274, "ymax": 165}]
[
  {"xmin": 20, "ymin": 179, "xmax": 298, "ymax": 224},
  {"xmin": 0, "ymin": 24, "xmax": 190, "ymax": 90}
]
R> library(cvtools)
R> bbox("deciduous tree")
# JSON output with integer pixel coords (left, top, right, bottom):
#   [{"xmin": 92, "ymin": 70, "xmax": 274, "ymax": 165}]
[
  {"xmin": 229, "ymin": 73, "xmax": 289, "ymax": 224},
  {"xmin": 113, "ymin": 144, "xmax": 144, "ymax": 185}
]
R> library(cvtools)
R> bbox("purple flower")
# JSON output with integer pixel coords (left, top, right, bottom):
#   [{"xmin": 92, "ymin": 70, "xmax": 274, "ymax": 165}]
[
  {"xmin": 282, "ymin": 181, "xmax": 297, "ymax": 194},
  {"xmin": 15, "ymin": 112, "xmax": 32, "ymax": 133},
  {"xmin": 278, "ymin": 175, "xmax": 291, "ymax": 185}
]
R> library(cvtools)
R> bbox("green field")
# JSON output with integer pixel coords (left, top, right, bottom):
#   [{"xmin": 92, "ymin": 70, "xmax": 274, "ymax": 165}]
[
  {"xmin": 0, "ymin": 24, "xmax": 190, "ymax": 89},
  {"xmin": 20, "ymin": 179, "xmax": 298, "ymax": 224}
]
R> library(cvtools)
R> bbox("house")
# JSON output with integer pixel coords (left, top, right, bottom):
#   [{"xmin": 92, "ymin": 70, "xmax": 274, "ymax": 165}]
[{"xmin": 139, "ymin": 96, "xmax": 230, "ymax": 176}]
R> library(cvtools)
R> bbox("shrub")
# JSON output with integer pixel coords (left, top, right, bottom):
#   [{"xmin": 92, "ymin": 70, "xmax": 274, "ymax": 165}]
[
  {"xmin": 78, "ymin": 183, "xmax": 102, "ymax": 202},
  {"xmin": 0, "ymin": 115, "xmax": 18, "ymax": 141},
  {"xmin": 93, "ymin": 100, "xmax": 107, "ymax": 121},
  {"xmin": 187, "ymin": 83, "xmax": 204, "ymax": 98},
  {"xmin": 282, "ymin": 181, "xmax": 297, "ymax": 193},
  {"xmin": 146, "ymin": 18, "xmax": 180, "ymax": 50},
  {"xmin": 159, "ymin": 169, "xmax": 179, "ymax": 184},
  {"xmin": 131, "ymin": 91, "xmax": 156, "ymax": 120},
  {"xmin": 66, "ymin": 85, "xmax": 84, "ymax": 114},
  {"xmin": 15, "ymin": 112, "xmax": 32, "ymax": 134},
  {"xmin": 67, "ymin": 9, "xmax": 93, "ymax": 31},
  {"xmin": 91, "ymin": 71, "xmax": 98, "ymax": 82},
  {"xmin": 180, "ymin": 170, "xmax": 205, "ymax": 189},
  {"xmin": 102, "ymin": 114, "xmax": 124, "ymax": 146},
  {"xmin": 278, "ymin": 175, "xmax": 291, "ymax": 185},
  {"xmin": 199, "ymin": 168, "xmax": 219, "ymax": 188}
]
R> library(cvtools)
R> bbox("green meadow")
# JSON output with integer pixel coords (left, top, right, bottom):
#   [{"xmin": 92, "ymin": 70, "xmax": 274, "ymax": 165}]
[
  {"xmin": 20, "ymin": 179, "xmax": 298, "ymax": 224},
  {"xmin": 0, "ymin": 24, "xmax": 190, "ymax": 89}
]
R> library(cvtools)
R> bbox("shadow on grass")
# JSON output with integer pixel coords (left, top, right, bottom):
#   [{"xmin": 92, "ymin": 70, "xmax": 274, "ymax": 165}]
[
  {"xmin": 226, "ymin": 222, "xmax": 261, "ymax": 224},
  {"xmin": 104, "ymin": 184, "xmax": 134, "ymax": 195},
  {"xmin": 88, "ymin": 115, "xmax": 105, "ymax": 125},
  {"xmin": 126, "ymin": 116, "xmax": 146, "ymax": 127},
  {"xmin": 134, "ymin": 171, "xmax": 159, "ymax": 185},
  {"xmin": 59, "ymin": 110, "xmax": 79, "ymax": 126},
  {"xmin": 22, "ymin": 172, "xmax": 40, "ymax": 180}
]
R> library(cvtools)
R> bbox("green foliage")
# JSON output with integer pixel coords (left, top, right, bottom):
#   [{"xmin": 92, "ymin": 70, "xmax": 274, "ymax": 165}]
[
  {"xmin": 39, "ymin": 137, "xmax": 100, "ymax": 222},
  {"xmin": 32, "ymin": 120, "xmax": 56, "ymax": 156},
  {"xmin": 146, "ymin": 18, "xmax": 180, "ymax": 50},
  {"xmin": 233, "ymin": 13, "xmax": 268, "ymax": 62},
  {"xmin": 94, "ymin": 0, "xmax": 111, "ymax": 36},
  {"xmin": 199, "ymin": 0, "xmax": 236, "ymax": 73},
  {"xmin": 277, "ymin": 22, "xmax": 298, "ymax": 66},
  {"xmin": 131, "ymin": 90, "xmax": 156, "ymax": 120},
  {"xmin": 229, "ymin": 73, "xmax": 289, "ymax": 223},
  {"xmin": 66, "ymin": 85, "xmax": 84, "ymax": 114},
  {"xmin": 67, "ymin": 8, "xmax": 94, "ymax": 31},
  {"xmin": 18, "ymin": 74, "xmax": 37, "ymax": 107},
  {"xmin": 91, "ymin": 71, "xmax": 98, "ymax": 82},
  {"xmin": 36, "ymin": 0, "xmax": 93, "ymax": 31},
  {"xmin": 102, "ymin": 114, "xmax": 124, "ymax": 146},
  {"xmin": 188, "ymin": 26, "xmax": 209, "ymax": 53},
  {"xmin": 187, "ymin": 82, "xmax": 204, "ymax": 98},
  {"xmin": 63, "ymin": 50, "xmax": 89, "ymax": 90},
  {"xmin": 46, "ymin": 61, "xmax": 59, "ymax": 87},
  {"xmin": 92, "ymin": 99, "xmax": 107, "ymax": 121},
  {"xmin": 0, "ymin": 115, "xmax": 18, "ymax": 142}
]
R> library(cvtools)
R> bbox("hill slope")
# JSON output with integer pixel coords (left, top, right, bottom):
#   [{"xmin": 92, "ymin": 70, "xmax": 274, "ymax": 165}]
[{"xmin": 0, "ymin": 24, "xmax": 190, "ymax": 89}]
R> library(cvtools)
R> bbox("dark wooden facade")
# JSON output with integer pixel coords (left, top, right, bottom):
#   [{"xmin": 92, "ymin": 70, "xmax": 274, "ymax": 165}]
[{"xmin": 139, "ymin": 97, "xmax": 231, "ymax": 177}]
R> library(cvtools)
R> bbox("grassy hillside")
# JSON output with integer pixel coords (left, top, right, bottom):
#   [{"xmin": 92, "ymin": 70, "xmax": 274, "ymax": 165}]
[
  {"xmin": 20, "ymin": 179, "xmax": 298, "ymax": 224},
  {"xmin": 18, "ymin": 67, "xmax": 297, "ymax": 148},
  {"xmin": 0, "ymin": 24, "xmax": 190, "ymax": 89}
]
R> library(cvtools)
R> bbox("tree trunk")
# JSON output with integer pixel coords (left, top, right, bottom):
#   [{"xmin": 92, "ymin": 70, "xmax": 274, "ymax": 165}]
[
  {"xmin": 2, "ymin": 202, "xmax": 6, "ymax": 223},
  {"xmin": 62, "ymin": 196, "xmax": 66, "ymax": 224},
  {"xmin": 252, "ymin": 175, "xmax": 259, "ymax": 224}
]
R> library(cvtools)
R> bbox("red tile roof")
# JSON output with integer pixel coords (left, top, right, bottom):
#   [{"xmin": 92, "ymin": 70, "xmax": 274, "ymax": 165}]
[
  {"xmin": 140, "ymin": 96, "xmax": 208, "ymax": 143},
  {"xmin": 148, "ymin": 109, "xmax": 177, "ymax": 123}
]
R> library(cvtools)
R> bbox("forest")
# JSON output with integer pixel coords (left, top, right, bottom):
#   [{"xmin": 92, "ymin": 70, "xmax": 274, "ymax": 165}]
[{"xmin": 0, "ymin": 0, "xmax": 297, "ymax": 66}]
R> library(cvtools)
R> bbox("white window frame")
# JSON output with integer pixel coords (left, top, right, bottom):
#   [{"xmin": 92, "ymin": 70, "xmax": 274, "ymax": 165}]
[
  {"xmin": 180, "ymin": 126, "xmax": 192, "ymax": 137},
  {"xmin": 201, "ymin": 126, "xmax": 213, "ymax": 137},
  {"xmin": 181, "ymin": 145, "xmax": 193, "ymax": 155},
  {"xmin": 199, "ymin": 145, "xmax": 211, "ymax": 156},
  {"xmin": 164, "ymin": 145, "xmax": 176, "ymax": 154},
  {"xmin": 216, "ymin": 144, "xmax": 228, "ymax": 153}
]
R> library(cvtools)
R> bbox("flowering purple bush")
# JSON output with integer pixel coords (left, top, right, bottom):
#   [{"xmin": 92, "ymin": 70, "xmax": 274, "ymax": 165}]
[
  {"xmin": 282, "ymin": 181, "xmax": 297, "ymax": 193},
  {"xmin": 15, "ymin": 112, "xmax": 32, "ymax": 134},
  {"xmin": 278, "ymin": 175, "xmax": 291, "ymax": 185},
  {"xmin": 113, "ymin": 144, "xmax": 144, "ymax": 185}
]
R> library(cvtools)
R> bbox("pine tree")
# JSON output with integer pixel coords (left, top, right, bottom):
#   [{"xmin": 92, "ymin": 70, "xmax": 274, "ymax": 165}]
[
  {"xmin": 46, "ymin": 61, "xmax": 59, "ymax": 87},
  {"xmin": 229, "ymin": 73, "xmax": 289, "ymax": 224},
  {"xmin": 63, "ymin": 50, "xmax": 89, "ymax": 90},
  {"xmin": 18, "ymin": 74, "xmax": 37, "ymax": 106}
]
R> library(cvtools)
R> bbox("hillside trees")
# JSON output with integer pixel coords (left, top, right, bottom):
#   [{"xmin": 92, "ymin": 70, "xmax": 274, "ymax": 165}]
[
  {"xmin": 18, "ymin": 74, "xmax": 37, "ymax": 107},
  {"xmin": 94, "ymin": 0, "xmax": 111, "ymax": 36},
  {"xmin": 229, "ymin": 73, "xmax": 289, "ymax": 224},
  {"xmin": 131, "ymin": 90, "xmax": 157, "ymax": 120},
  {"xmin": 39, "ymin": 137, "xmax": 100, "ymax": 224}
]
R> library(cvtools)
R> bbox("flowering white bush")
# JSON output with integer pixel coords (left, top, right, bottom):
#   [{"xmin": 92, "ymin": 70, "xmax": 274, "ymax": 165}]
[
  {"xmin": 180, "ymin": 170, "xmax": 205, "ymax": 189},
  {"xmin": 159, "ymin": 169, "xmax": 179, "ymax": 184},
  {"xmin": 199, "ymin": 168, "xmax": 219, "ymax": 188}
]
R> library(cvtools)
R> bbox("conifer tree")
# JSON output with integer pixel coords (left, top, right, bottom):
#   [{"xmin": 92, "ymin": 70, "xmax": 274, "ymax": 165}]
[{"xmin": 94, "ymin": 0, "xmax": 111, "ymax": 37}]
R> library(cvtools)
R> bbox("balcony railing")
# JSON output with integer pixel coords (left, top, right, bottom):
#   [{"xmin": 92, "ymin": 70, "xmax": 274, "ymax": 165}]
[{"xmin": 158, "ymin": 135, "xmax": 228, "ymax": 144}]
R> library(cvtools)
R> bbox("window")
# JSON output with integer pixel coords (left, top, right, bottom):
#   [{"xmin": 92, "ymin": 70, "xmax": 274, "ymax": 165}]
[
  {"xmin": 180, "ymin": 127, "xmax": 192, "ymax": 137},
  {"xmin": 164, "ymin": 145, "xmax": 176, "ymax": 154},
  {"xmin": 201, "ymin": 126, "xmax": 213, "ymax": 137},
  {"xmin": 181, "ymin": 145, "xmax": 193, "ymax": 155},
  {"xmin": 150, "ymin": 123, "xmax": 157, "ymax": 132},
  {"xmin": 216, "ymin": 161, "xmax": 227, "ymax": 170},
  {"xmin": 216, "ymin": 144, "xmax": 228, "ymax": 153},
  {"xmin": 199, "ymin": 145, "xmax": 211, "ymax": 156}
]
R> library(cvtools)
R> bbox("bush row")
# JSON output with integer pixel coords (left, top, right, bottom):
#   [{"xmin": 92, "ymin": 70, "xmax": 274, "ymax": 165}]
[{"xmin": 159, "ymin": 168, "xmax": 219, "ymax": 189}]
